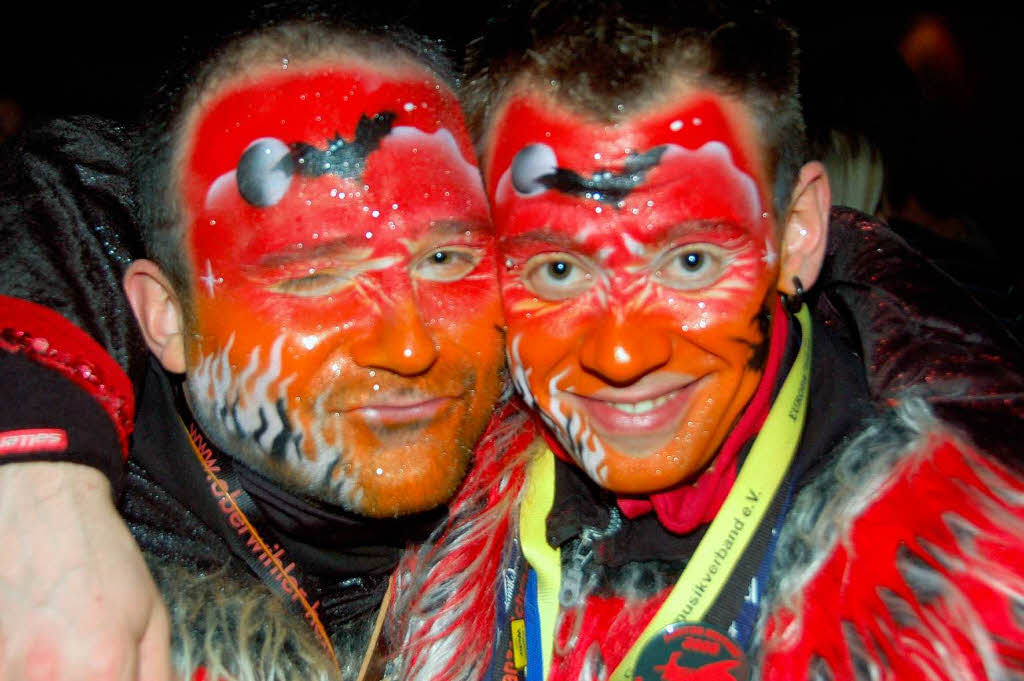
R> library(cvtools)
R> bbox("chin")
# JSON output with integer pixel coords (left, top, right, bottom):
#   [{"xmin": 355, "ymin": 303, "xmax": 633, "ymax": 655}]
[{"xmin": 349, "ymin": 462, "xmax": 468, "ymax": 518}]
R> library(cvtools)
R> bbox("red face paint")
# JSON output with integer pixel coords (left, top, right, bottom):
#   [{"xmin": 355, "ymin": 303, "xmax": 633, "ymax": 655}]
[
  {"xmin": 182, "ymin": 64, "xmax": 504, "ymax": 516},
  {"xmin": 486, "ymin": 90, "xmax": 780, "ymax": 494}
]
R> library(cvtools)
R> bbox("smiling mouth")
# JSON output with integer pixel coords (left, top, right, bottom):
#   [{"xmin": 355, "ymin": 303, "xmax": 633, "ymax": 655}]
[{"xmin": 566, "ymin": 378, "xmax": 704, "ymax": 453}]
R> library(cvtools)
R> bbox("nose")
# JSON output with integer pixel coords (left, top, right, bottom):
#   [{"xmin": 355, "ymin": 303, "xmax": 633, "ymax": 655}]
[
  {"xmin": 579, "ymin": 317, "xmax": 672, "ymax": 385},
  {"xmin": 350, "ymin": 299, "xmax": 439, "ymax": 376}
]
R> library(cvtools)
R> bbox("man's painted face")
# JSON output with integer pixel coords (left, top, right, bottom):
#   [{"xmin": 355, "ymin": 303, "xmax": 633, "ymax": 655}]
[
  {"xmin": 181, "ymin": 64, "xmax": 503, "ymax": 516},
  {"xmin": 486, "ymin": 90, "xmax": 780, "ymax": 494}
]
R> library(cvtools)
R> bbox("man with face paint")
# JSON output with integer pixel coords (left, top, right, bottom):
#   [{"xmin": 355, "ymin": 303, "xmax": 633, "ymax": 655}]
[
  {"xmin": 447, "ymin": 1, "xmax": 1024, "ymax": 679},
  {"xmin": 0, "ymin": 16, "xmax": 539, "ymax": 681}
]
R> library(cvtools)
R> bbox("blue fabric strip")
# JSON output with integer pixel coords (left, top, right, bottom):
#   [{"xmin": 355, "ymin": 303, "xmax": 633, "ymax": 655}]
[{"xmin": 524, "ymin": 568, "xmax": 542, "ymax": 681}]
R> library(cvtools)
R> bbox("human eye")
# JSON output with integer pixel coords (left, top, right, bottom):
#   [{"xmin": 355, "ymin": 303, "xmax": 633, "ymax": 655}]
[
  {"xmin": 413, "ymin": 246, "xmax": 484, "ymax": 283},
  {"xmin": 653, "ymin": 243, "xmax": 730, "ymax": 290},
  {"xmin": 521, "ymin": 252, "xmax": 594, "ymax": 300},
  {"xmin": 267, "ymin": 268, "xmax": 354, "ymax": 297}
]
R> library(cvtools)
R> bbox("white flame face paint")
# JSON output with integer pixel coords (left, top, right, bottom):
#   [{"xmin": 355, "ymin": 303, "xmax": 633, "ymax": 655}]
[
  {"xmin": 487, "ymin": 91, "xmax": 785, "ymax": 494},
  {"xmin": 179, "ymin": 67, "xmax": 505, "ymax": 516}
]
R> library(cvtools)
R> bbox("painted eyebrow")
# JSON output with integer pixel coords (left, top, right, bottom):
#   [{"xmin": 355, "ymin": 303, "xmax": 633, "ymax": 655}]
[
  {"xmin": 498, "ymin": 228, "xmax": 579, "ymax": 250},
  {"xmin": 657, "ymin": 219, "xmax": 744, "ymax": 242},
  {"xmin": 499, "ymin": 220, "xmax": 737, "ymax": 250},
  {"xmin": 427, "ymin": 218, "xmax": 493, "ymax": 239},
  {"xmin": 254, "ymin": 234, "xmax": 374, "ymax": 268}
]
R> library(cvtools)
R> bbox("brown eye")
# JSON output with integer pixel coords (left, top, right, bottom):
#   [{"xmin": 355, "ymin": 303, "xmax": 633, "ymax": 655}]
[{"xmin": 521, "ymin": 253, "xmax": 594, "ymax": 300}]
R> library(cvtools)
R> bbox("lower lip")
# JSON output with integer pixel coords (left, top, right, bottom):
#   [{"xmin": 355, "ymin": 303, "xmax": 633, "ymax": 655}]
[
  {"xmin": 351, "ymin": 398, "xmax": 453, "ymax": 426},
  {"xmin": 572, "ymin": 383, "xmax": 699, "ymax": 436}
]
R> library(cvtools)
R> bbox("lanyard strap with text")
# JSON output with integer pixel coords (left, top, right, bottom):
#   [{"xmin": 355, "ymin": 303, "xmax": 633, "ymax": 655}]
[
  {"xmin": 518, "ymin": 306, "xmax": 812, "ymax": 681},
  {"xmin": 176, "ymin": 413, "xmax": 340, "ymax": 670}
]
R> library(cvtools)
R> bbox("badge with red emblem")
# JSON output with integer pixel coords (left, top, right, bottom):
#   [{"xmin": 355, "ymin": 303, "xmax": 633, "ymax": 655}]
[{"xmin": 634, "ymin": 622, "xmax": 748, "ymax": 681}]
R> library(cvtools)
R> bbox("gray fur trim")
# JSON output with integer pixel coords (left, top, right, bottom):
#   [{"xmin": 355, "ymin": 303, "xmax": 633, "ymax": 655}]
[
  {"xmin": 750, "ymin": 396, "xmax": 1024, "ymax": 679},
  {"xmin": 145, "ymin": 558, "xmax": 352, "ymax": 681},
  {"xmin": 750, "ymin": 398, "xmax": 941, "ymax": 674}
]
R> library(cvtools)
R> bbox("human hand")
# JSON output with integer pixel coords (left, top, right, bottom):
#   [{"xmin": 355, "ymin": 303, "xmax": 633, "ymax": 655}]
[{"xmin": 0, "ymin": 462, "xmax": 175, "ymax": 681}]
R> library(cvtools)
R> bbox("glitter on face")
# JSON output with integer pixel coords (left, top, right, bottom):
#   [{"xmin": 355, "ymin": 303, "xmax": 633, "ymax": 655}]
[
  {"xmin": 487, "ymin": 90, "xmax": 779, "ymax": 494},
  {"xmin": 182, "ymin": 65, "xmax": 504, "ymax": 516}
]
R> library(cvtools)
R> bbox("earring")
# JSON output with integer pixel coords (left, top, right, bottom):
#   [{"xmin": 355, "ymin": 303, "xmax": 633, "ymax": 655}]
[{"xmin": 785, "ymin": 276, "xmax": 805, "ymax": 314}]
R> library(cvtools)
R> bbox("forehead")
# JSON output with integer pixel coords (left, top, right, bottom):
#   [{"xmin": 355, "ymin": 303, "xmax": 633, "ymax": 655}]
[
  {"xmin": 181, "ymin": 62, "xmax": 478, "ymax": 209},
  {"xmin": 180, "ymin": 63, "xmax": 489, "ymax": 262},
  {"xmin": 485, "ymin": 88, "xmax": 771, "ymax": 243}
]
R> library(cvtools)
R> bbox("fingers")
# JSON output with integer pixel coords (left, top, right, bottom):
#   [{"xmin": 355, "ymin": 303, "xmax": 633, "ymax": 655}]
[{"xmin": 137, "ymin": 600, "xmax": 175, "ymax": 681}]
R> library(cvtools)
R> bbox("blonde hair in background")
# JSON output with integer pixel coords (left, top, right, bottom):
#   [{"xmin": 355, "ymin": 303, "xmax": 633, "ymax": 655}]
[{"xmin": 821, "ymin": 129, "xmax": 885, "ymax": 215}]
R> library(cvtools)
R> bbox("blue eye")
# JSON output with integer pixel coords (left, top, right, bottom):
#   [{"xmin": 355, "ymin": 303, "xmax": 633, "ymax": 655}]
[
  {"xmin": 521, "ymin": 253, "xmax": 594, "ymax": 300},
  {"xmin": 654, "ymin": 244, "xmax": 729, "ymax": 290}
]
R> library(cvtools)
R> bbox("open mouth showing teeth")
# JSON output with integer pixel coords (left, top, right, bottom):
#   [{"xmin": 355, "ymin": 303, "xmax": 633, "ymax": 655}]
[{"xmin": 603, "ymin": 391, "xmax": 678, "ymax": 414}]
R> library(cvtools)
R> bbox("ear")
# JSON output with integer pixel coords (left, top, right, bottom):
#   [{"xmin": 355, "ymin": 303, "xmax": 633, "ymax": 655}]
[
  {"xmin": 778, "ymin": 161, "xmax": 831, "ymax": 294},
  {"xmin": 123, "ymin": 259, "xmax": 187, "ymax": 373}
]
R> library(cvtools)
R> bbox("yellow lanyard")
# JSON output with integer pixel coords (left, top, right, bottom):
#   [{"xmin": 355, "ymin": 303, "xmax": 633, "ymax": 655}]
[{"xmin": 518, "ymin": 306, "xmax": 812, "ymax": 681}]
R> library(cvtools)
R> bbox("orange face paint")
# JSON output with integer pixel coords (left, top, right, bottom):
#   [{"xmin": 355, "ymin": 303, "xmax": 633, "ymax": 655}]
[
  {"xmin": 181, "ymin": 64, "xmax": 504, "ymax": 516},
  {"xmin": 486, "ymin": 90, "xmax": 780, "ymax": 494}
]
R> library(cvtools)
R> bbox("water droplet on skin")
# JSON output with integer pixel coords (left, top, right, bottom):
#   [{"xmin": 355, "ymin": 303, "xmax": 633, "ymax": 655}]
[
  {"xmin": 392, "ymin": 203, "xmax": 399, "ymax": 210},
  {"xmin": 646, "ymin": 200, "xmax": 654, "ymax": 207},
  {"xmin": 209, "ymin": 219, "xmax": 217, "ymax": 226},
  {"xmin": 375, "ymin": 467, "xmax": 384, "ymax": 476},
  {"xmin": 373, "ymin": 384, "xmax": 380, "ymax": 391},
  {"xmin": 365, "ymin": 231, "xmax": 373, "ymax": 239}
]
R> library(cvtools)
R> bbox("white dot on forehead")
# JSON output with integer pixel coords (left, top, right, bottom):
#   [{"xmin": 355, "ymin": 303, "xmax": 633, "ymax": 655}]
[
  {"xmin": 365, "ymin": 231, "xmax": 373, "ymax": 239},
  {"xmin": 403, "ymin": 102, "xmax": 417, "ymax": 112},
  {"xmin": 403, "ymin": 348, "xmax": 413, "ymax": 358},
  {"xmin": 593, "ymin": 152, "xmax": 602, "ymax": 160},
  {"xmin": 692, "ymin": 117, "xmax": 702, "ymax": 126},
  {"xmin": 670, "ymin": 120, "xmax": 684, "ymax": 132}
]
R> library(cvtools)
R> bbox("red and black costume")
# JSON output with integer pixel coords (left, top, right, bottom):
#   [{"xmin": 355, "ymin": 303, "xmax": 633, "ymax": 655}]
[
  {"xmin": 3, "ymin": 118, "xmax": 1023, "ymax": 681},
  {"xmin": 478, "ymin": 209, "xmax": 1024, "ymax": 681}
]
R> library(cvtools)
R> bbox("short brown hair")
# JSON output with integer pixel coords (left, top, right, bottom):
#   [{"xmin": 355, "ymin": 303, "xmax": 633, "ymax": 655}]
[
  {"xmin": 463, "ymin": 0, "xmax": 807, "ymax": 217},
  {"xmin": 133, "ymin": 13, "xmax": 455, "ymax": 304}
]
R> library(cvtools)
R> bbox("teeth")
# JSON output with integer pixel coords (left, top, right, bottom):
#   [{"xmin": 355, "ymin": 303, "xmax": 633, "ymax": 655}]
[{"xmin": 607, "ymin": 391, "xmax": 676, "ymax": 414}]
